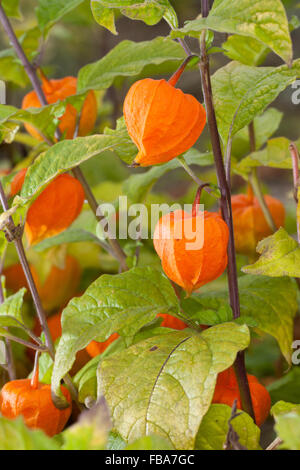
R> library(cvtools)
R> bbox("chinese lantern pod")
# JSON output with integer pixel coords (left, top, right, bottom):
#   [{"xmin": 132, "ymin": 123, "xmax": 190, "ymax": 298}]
[
  {"xmin": 124, "ymin": 78, "xmax": 206, "ymax": 166},
  {"xmin": 31, "ymin": 255, "xmax": 81, "ymax": 312},
  {"xmin": 0, "ymin": 380, "xmax": 72, "ymax": 437},
  {"xmin": 154, "ymin": 210, "xmax": 229, "ymax": 294},
  {"xmin": 212, "ymin": 367, "xmax": 271, "ymax": 427},
  {"xmin": 231, "ymin": 188, "xmax": 285, "ymax": 256},
  {"xmin": 11, "ymin": 170, "xmax": 85, "ymax": 246},
  {"xmin": 22, "ymin": 76, "xmax": 97, "ymax": 140}
]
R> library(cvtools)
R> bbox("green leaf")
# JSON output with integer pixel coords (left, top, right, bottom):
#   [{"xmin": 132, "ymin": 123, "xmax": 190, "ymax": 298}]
[
  {"xmin": 51, "ymin": 267, "xmax": 179, "ymax": 399},
  {"xmin": 123, "ymin": 148, "xmax": 214, "ymax": 203},
  {"xmin": 222, "ymin": 35, "xmax": 269, "ymax": 66},
  {"xmin": 211, "ymin": 60, "xmax": 300, "ymax": 143},
  {"xmin": 271, "ymin": 401, "xmax": 300, "ymax": 450},
  {"xmin": 195, "ymin": 404, "xmax": 261, "ymax": 450},
  {"xmin": 0, "ymin": 416, "xmax": 59, "ymax": 450},
  {"xmin": 125, "ymin": 435, "xmax": 174, "ymax": 450},
  {"xmin": 61, "ymin": 399, "xmax": 111, "ymax": 450},
  {"xmin": 268, "ymin": 368, "xmax": 300, "ymax": 405},
  {"xmin": 91, "ymin": 1, "xmax": 117, "ymax": 34},
  {"xmin": 0, "ymin": 49, "xmax": 29, "ymax": 87},
  {"xmin": 20, "ymin": 131, "xmax": 134, "ymax": 199},
  {"xmin": 2, "ymin": 0, "xmax": 22, "ymax": 19},
  {"xmin": 183, "ymin": 275, "xmax": 297, "ymax": 364},
  {"xmin": 0, "ymin": 102, "xmax": 66, "ymax": 142},
  {"xmin": 36, "ymin": 0, "xmax": 84, "ymax": 31},
  {"xmin": 103, "ymin": 117, "xmax": 137, "ymax": 164},
  {"xmin": 242, "ymin": 228, "xmax": 300, "ymax": 278},
  {"xmin": 0, "ymin": 289, "xmax": 26, "ymax": 324},
  {"xmin": 232, "ymin": 108, "xmax": 283, "ymax": 159},
  {"xmin": 77, "ymin": 37, "xmax": 185, "ymax": 93},
  {"xmin": 91, "ymin": 0, "xmax": 177, "ymax": 31},
  {"xmin": 235, "ymin": 138, "xmax": 300, "ymax": 176},
  {"xmin": 171, "ymin": 0, "xmax": 292, "ymax": 64},
  {"xmin": 98, "ymin": 323, "xmax": 250, "ymax": 449}
]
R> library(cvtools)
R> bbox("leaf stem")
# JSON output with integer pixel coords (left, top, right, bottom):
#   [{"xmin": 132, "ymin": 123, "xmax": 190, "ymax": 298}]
[
  {"xmin": 248, "ymin": 122, "xmax": 277, "ymax": 232},
  {"xmin": 177, "ymin": 156, "xmax": 217, "ymax": 197}
]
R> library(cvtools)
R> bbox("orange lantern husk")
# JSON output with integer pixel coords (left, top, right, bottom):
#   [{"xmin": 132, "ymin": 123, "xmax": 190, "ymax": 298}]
[
  {"xmin": 11, "ymin": 169, "xmax": 85, "ymax": 246},
  {"xmin": 124, "ymin": 77, "xmax": 206, "ymax": 167},
  {"xmin": 154, "ymin": 209, "xmax": 229, "ymax": 294},
  {"xmin": 22, "ymin": 75, "xmax": 97, "ymax": 140},
  {"xmin": 212, "ymin": 366, "xmax": 271, "ymax": 427},
  {"xmin": 0, "ymin": 359, "xmax": 72, "ymax": 437},
  {"xmin": 231, "ymin": 186, "xmax": 285, "ymax": 256}
]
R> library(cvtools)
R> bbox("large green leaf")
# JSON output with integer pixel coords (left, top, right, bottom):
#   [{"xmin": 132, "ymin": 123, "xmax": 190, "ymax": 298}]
[
  {"xmin": 125, "ymin": 435, "xmax": 174, "ymax": 450},
  {"xmin": 0, "ymin": 416, "xmax": 59, "ymax": 450},
  {"xmin": 195, "ymin": 404, "xmax": 261, "ymax": 450},
  {"xmin": 211, "ymin": 60, "xmax": 300, "ymax": 143},
  {"xmin": 36, "ymin": 0, "xmax": 84, "ymax": 31},
  {"xmin": 272, "ymin": 401, "xmax": 300, "ymax": 450},
  {"xmin": 20, "ymin": 131, "xmax": 133, "ymax": 199},
  {"xmin": 171, "ymin": 0, "xmax": 292, "ymax": 64},
  {"xmin": 182, "ymin": 275, "xmax": 297, "ymax": 364},
  {"xmin": 242, "ymin": 228, "xmax": 300, "ymax": 278},
  {"xmin": 77, "ymin": 37, "xmax": 185, "ymax": 93},
  {"xmin": 98, "ymin": 323, "xmax": 250, "ymax": 449},
  {"xmin": 51, "ymin": 267, "xmax": 179, "ymax": 398},
  {"xmin": 235, "ymin": 138, "xmax": 300, "ymax": 177}
]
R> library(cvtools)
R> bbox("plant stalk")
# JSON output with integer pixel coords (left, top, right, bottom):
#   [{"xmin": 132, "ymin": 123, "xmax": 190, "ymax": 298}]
[
  {"xmin": 174, "ymin": 0, "xmax": 255, "ymax": 421},
  {"xmin": 248, "ymin": 122, "xmax": 277, "ymax": 232}
]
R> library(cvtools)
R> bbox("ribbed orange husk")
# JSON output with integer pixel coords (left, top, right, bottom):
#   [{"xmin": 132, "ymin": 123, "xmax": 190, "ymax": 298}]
[
  {"xmin": 154, "ymin": 210, "xmax": 229, "ymax": 294},
  {"xmin": 22, "ymin": 76, "xmax": 97, "ymax": 140},
  {"xmin": 0, "ymin": 380, "xmax": 72, "ymax": 437},
  {"xmin": 11, "ymin": 170, "xmax": 85, "ymax": 246},
  {"xmin": 212, "ymin": 367, "xmax": 271, "ymax": 427},
  {"xmin": 124, "ymin": 78, "xmax": 206, "ymax": 166},
  {"xmin": 157, "ymin": 313, "xmax": 187, "ymax": 330},
  {"xmin": 86, "ymin": 332, "xmax": 120, "ymax": 358},
  {"xmin": 231, "ymin": 191, "xmax": 285, "ymax": 256},
  {"xmin": 31, "ymin": 255, "xmax": 81, "ymax": 312}
]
